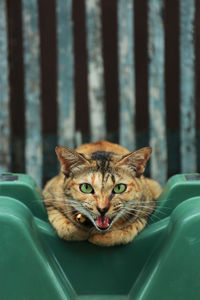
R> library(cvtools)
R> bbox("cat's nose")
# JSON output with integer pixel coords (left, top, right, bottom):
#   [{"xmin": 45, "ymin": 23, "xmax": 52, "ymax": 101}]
[{"xmin": 97, "ymin": 205, "xmax": 109, "ymax": 215}]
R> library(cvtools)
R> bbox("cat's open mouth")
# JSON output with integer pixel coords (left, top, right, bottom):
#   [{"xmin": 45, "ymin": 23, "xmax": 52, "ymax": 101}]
[
  {"xmin": 95, "ymin": 216, "xmax": 111, "ymax": 230},
  {"xmin": 75, "ymin": 211, "xmax": 113, "ymax": 231}
]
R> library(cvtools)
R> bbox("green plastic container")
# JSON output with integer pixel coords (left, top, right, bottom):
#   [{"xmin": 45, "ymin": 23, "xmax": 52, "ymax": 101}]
[{"xmin": 1, "ymin": 172, "xmax": 200, "ymax": 299}]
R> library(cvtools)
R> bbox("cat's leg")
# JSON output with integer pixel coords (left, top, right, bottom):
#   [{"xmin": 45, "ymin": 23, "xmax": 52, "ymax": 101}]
[
  {"xmin": 47, "ymin": 208, "xmax": 89, "ymax": 241},
  {"xmin": 88, "ymin": 218, "xmax": 147, "ymax": 246}
]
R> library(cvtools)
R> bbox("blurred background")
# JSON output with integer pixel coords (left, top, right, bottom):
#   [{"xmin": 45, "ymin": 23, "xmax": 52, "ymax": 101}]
[{"xmin": 1, "ymin": 0, "xmax": 200, "ymax": 187}]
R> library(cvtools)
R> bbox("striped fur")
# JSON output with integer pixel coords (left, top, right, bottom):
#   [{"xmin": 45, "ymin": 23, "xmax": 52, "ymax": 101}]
[{"xmin": 43, "ymin": 140, "xmax": 162, "ymax": 246}]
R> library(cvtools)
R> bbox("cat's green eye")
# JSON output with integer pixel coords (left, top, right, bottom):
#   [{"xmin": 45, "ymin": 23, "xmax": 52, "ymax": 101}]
[
  {"xmin": 113, "ymin": 184, "xmax": 127, "ymax": 194},
  {"xmin": 80, "ymin": 183, "xmax": 94, "ymax": 194}
]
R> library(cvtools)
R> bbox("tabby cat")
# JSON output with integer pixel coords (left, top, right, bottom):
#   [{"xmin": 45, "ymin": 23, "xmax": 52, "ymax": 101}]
[{"xmin": 43, "ymin": 140, "xmax": 162, "ymax": 246}]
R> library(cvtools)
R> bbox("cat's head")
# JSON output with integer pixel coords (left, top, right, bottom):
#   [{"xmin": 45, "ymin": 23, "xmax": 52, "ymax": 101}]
[{"xmin": 55, "ymin": 146, "xmax": 152, "ymax": 232}]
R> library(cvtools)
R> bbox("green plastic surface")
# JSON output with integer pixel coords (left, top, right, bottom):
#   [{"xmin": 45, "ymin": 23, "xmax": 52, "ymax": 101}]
[{"xmin": 1, "ymin": 173, "xmax": 200, "ymax": 299}]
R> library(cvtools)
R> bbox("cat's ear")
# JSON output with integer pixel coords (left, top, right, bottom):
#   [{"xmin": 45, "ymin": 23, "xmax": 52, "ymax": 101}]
[
  {"xmin": 116, "ymin": 147, "xmax": 152, "ymax": 176},
  {"xmin": 55, "ymin": 146, "xmax": 89, "ymax": 176}
]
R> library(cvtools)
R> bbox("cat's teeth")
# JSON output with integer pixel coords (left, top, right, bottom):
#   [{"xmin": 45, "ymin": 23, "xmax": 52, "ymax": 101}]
[{"xmin": 95, "ymin": 216, "xmax": 110, "ymax": 229}]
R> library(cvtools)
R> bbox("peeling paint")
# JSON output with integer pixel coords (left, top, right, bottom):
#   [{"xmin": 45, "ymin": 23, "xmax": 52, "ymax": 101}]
[
  {"xmin": 57, "ymin": 0, "xmax": 75, "ymax": 149},
  {"xmin": 148, "ymin": 0, "xmax": 167, "ymax": 186},
  {"xmin": 118, "ymin": 0, "xmax": 136, "ymax": 151},
  {"xmin": 150, "ymin": 87, "xmax": 160, "ymax": 100},
  {"xmin": 22, "ymin": 0, "xmax": 42, "ymax": 186},
  {"xmin": 75, "ymin": 131, "xmax": 82, "ymax": 148},
  {"xmin": 86, "ymin": 0, "xmax": 106, "ymax": 141},
  {"xmin": 0, "ymin": 0, "xmax": 10, "ymax": 173},
  {"xmin": 180, "ymin": 0, "xmax": 196, "ymax": 173}
]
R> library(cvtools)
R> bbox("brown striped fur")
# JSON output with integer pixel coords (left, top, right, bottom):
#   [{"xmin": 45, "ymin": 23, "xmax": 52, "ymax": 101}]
[{"xmin": 43, "ymin": 141, "xmax": 162, "ymax": 246}]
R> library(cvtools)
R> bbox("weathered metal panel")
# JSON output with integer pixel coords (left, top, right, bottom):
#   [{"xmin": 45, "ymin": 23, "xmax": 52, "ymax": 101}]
[
  {"xmin": 22, "ymin": 0, "xmax": 42, "ymax": 186},
  {"xmin": 0, "ymin": 0, "xmax": 10, "ymax": 173},
  {"xmin": 118, "ymin": 0, "xmax": 136, "ymax": 151},
  {"xmin": 148, "ymin": 0, "xmax": 167, "ymax": 186},
  {"xmin": 86, "ymin": 0, "xmax": 106, "ymax": 142},
  {"xmin": 75, "ymin": 130, "xmax": 82, "ymax": 148},
  {"xmin": 57, "ymin": 0, "xmax": 75, "ymax": 149},
  {"xmin": 180, "ymin": 0, "xmax": 196, "ymax": 173}
]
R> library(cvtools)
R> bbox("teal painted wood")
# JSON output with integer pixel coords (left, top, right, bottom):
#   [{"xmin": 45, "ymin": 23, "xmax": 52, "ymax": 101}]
[
  {"xmin": 22, "ymin": 0, "xmax": 42, "ymax": 186},
  {"xmin": 118, "ymin": 0, "xmax": 136, "ymax": 151},
  {"xmin": 180, "ymin": 0, "xmax": 196, "ymax": 173},
  {"xmin": 86, "ymin": 0, "xmax": 106, "ymax": 142},
  {"xmin": 148, "ymin": 0, "xmax": 167, "ymax": 186},
  {"xmin": 75, "ymin": 131, "xmax": 82, "ymax": 147},
  {"xmin": 57, "ymin": 0, "xmax": 75, "ymax": 149},
  {"xmin": 0, "ymin": 0, "xmax": 10, "ymax": 173}
]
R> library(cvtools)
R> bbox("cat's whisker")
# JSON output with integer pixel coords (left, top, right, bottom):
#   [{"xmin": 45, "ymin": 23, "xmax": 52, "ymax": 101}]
[
  {"xmin": 140, "ymin": 206, "xmax": 169, "ymax": 216},
  {"xmin": 121, "ymin": 205, "xmax": 158, "ymax": 221},
  {"xmin": 125, "ymin": 210, "xmax": 150, "ymax": 219},
  {"xmin": 153, "ymin": 201, "xmax": 172, "ymax": 208},
  {"xmin": 122, "ymin": 206, "xmax": 166, "ymax": 221},
  {"xmin": 44, "ymin": 198, "xmax": 66, "ymax": 202},
  {"xmin": 125, "ymin": 205, "xmax": 168, "ymax": 221},
  {"xmin": 155, "ymin": 203, "xmax": 172, "ymax": 209},
  {"xmin": 113, "ymin": 204, "xmax": 123, "ymax": 209},
  {"xmin": 136, "ymin": 203, "xmax": 169, "ymax": 213},
  {"xmin": 148, "ymin": 214, "xmax": 163, "ymax": 222},
  {"xmin": 152, "ymin": 208, "xmax": 169, "ymax": 216},
  {"xmin": 124, "ymin": 206, "xmax": 153, "ymax": 215}
]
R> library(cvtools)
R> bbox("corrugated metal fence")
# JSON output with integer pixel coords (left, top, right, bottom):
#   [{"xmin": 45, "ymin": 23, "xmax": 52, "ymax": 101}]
[{"xmin": 0, "ymin": 0, "xmax": 199, "ymax": 187}]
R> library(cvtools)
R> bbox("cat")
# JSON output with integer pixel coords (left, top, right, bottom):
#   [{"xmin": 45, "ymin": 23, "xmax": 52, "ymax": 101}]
[{"xmin": 43, "ymin": 140, "xmax": 162, "ymax": 246}]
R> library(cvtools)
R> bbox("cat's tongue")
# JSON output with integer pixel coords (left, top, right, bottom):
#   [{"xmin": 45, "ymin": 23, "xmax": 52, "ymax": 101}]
[{"xmin": 96, "ymin": 216, "xmax": 110, "ymax": 229}]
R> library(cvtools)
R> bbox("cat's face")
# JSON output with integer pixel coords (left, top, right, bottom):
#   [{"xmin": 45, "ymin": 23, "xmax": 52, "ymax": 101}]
[{"xmin": 56, "ymin": 146, "xmax": 153, "ymax": 232}]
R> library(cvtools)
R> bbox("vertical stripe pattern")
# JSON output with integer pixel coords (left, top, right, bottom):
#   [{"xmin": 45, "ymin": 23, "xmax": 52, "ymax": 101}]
[
  {"xmin": 0, "ymin": 0, "xmax": 10, "ymax": 173},
  {"xmin": 180, "ymin": 0, "xmax": 196, "ymax": 172},
  {"xmin": 1, "ymin": 1, "xmax": 199, "ymax": 184},
  {"xmin": 118, "ymin": 0, "xmax": 136, "ymax": 151},
  {"xmin": 22, "ymin": 0, "xmax": 42, "ymax": 186},
  {"xmin": 86, "ymin": 0, "xmax": 106, "ymax": 142},
  {"xmin": 148, "ymin": 0, "xmax": 167, "ymax": 186},
  {"xmin": 57, "ymin": 0, "xmax": 75, "ymax": 149}
]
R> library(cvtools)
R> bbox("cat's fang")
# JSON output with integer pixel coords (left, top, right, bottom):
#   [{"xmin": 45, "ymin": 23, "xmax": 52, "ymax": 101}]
[{"xmin": 95, "ymin": 216, "xmax": 110, "ymax": 229}]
